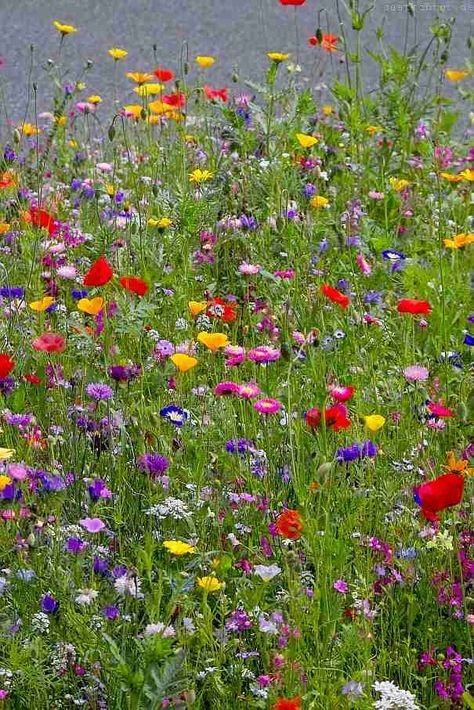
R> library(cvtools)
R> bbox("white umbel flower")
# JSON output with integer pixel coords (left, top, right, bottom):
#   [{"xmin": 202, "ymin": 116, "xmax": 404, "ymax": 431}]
[{"xmin": 373, "ymin": 681, "xmax": 420, "ymax": 709}]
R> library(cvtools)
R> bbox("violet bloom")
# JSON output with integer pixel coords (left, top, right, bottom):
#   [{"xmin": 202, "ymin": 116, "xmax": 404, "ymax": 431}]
[
  {"xmin": 137, "ymin": 453, "xmax": 169, "ymax": 479},
  {"xmin": 85, "ymin": 383, "xmax": 114, "ymax": 401},
  {"xmin": 41, "ymin": 594, "xmax": 59, "ymax": 614},
  {"xmin": 333, "ymin": 579, "xmax": 349, "ymax": 593},
  {"xmin": 80, "ymin": 517, "xmax": 106, "ymax": 533}
]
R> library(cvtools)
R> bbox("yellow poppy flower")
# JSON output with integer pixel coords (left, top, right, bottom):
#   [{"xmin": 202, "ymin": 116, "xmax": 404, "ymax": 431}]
[
  {"xmin": 310, "ymin": 195, "xmax": 329, "ymax": 209},
  {"xmin": 18, "ymin": 123, "xmax": 40, "ymax": 136},
  {"xmin": 189, "ymin": 169, "xmax": 213, "ymax": 184},
  {"xmin": 439, "ymin": 172, "xmax": 463, "ymax": 183},
  {"xmin": 0, "ymin": 223, "xmax": 11, "ymax": 234},
  {"xmin": 0, "ymin": 475, "xmax": 11, "ymax": 491},
  {"xmin": 147, "ymin": 99, "xmax": 176, "ymax": 115},
  {"xmin": 296, "ymin": 133, "xmax": 318, "ymax": 149},
  {"xmin": 108, "ymin": 48, "xmax": 128, "ymax": 60},
  {"xmin": 197, "ymin": 575, "xmax": 223, "ymax": 592},
  {"xmin": 458, "ymin": 169, "xmax": 474, "ymax": 181},
  {"xmin": 0, "ymin": 448, "xmax": 15, "ymax": 461},
  {"xmin": 170, "ymin": 353, "xmax": 198, "ymax": 373},
  {"xmin": 445, "ymin": 69, "xmax": 469, "ymax": 82},
  {"xmin": 195, "ymin": 56, "xmax": 215, "ymax": 68},
  {"xmin": 53, "ymin": 21, "xmax": 77, "ymax": 35},
  {"xmin": 54, "ymin": 115, "xmax": 67, "ymax": 126},
  {"xmin": 443, "ymin": 233, "xmax": 474, "ymax": 249},
  {"xmin": 363, "ymin": 414, "xmax": 386, "ymax": 433},
  {"xmin": 322, "ymin": 105, "xmax": 333, "ymax": 115},
  {"xmin": 126, "ymin": 72, "xmax": 154, "ymax": 85},
  {"xmin": 147, "ymin": 216, "xmax": 172, "ymax": 228},
  {"xmin": 267, "ymin": 52, "xmax": 290, "ymax": 62},
  {"xmin": 197, "ymin": 332, "xmax": 229, "ymax": 352},
  {"xmin": 134, "ymin": 83, "xmax": 164, "ymax": 97},
  {"xmin": 188, "ymin": 301, "xmax": 207, "ymax": 316},
  {"xmin": 123, "ymin": 105, "xmax": 144, "ymax": 120},
  {"xmin": 389, "ymin": 177, "xmax": 410, "ymax": 192},
  {"xmin": 87, "ymin": 95, "xmax": 102, "ymax": 105},
  {"xmin": 163, "ymin": 540, "xmax": 197, "ymax": 555},
  {"xmin": 29, "ymin": 296, "xmax": 55, "ymax": 312},
  {"xmin": 77, "ymin": 297, "xmax": 104, "ymax": 316},
  {"xmin": 443, "ymin": 451, "xmax": 474, "ymax": 477}
]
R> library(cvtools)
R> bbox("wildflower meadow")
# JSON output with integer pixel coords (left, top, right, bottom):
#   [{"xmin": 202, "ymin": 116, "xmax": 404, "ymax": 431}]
[{"xmin": 0, "ymin": 2, "xmax": 473, "ymax": 708}]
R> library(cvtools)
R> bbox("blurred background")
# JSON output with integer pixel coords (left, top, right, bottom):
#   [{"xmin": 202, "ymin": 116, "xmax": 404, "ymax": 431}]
[{"xmin": 0, "ymin": 0, "xmax": 472, "ymax": 120}]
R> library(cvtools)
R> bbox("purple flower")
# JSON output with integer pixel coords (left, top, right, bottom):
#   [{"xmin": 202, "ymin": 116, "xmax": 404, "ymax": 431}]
[
  {"xmin": 80, "ymin": 517, "xmax": 106, "ymax": 533},
  {"xmin": 137, "ymin": 453, "xmax": 169, "ymax": 478},
  {"xmin": 333, "ymin": 579, "xmax": 349, "ymax": 593},
  {"xmin": 41, "ymin": 594, "xmax": 59, "ymax": 614},
  {"xmin": 103, "ymin": 605, "xmax": 120, "ymax": 620},
  {"xmin": 85, "ymin": 383, "xmax": 114, "ymax": 401}
]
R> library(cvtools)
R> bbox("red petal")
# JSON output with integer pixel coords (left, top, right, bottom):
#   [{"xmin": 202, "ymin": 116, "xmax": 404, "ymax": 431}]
[
  {"xmin": 83, "ymin": 256, "xmax": 114, "ymax": 287},
  {"xmin": 119, "ymin": 276, "xmax": 149, "ymax": 296}
]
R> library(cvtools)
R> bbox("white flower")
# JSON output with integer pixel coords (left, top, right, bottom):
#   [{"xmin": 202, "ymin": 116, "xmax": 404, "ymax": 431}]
[
  {"xmin": 144, "ymin": 622, "xmax": 175, "ymax": 637},
  {"xmin": 372, "ymin": 681, "xmax": 420, "ymax": 709},
  {"xmin": 114, "ymin": 575, "xmax": 144, "ymax": 599},
  {"xmin": 253, "ymin": 564, "xmax": 281, "ymax": 582},
  {"xmin": 426, "ymin": 529, "xmax": 454, "ymax": 551},
  {"xmin": 75, "ymin": 588, "xmax": 99, "ymax": 605}
]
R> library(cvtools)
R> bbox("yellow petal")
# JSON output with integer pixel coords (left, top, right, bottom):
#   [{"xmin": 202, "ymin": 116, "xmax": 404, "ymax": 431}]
[
  {"xmin": 197, "ymin": 332, "xmax": 229, "ymax": 352},
  {"xmin": 0, "ymin": 448, "xmax": 15, "ymax": 461},
  {"xmin": 77, "ymin": 297, "xmax": 104, "ymax": 316},
  {"xmin": 170, "ymin": 353, "xmax": 198, "ymax": 373},
  {"xmin": 188, "ymin": 301, "xmax": 207, "ymax": 316},
  {"xmin": 296, "ymin": 133, "xmax": 318, "ymax": 148},
  {"xmin": 29, "ymin": 296, "xmax": 55, "ymax": 312},
  {"xmin": 363, "ymin": 414, "xmax": 386, "ymax": 433}
]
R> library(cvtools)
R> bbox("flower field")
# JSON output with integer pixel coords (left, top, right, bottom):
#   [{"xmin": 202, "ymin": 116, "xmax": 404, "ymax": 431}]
[{"xmin": 0, "ymin": 4, "xmax": 473, "ymax": 708}]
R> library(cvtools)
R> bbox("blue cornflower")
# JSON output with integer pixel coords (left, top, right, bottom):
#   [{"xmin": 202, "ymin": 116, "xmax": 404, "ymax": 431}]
[
  {"xmin": 159, "ymin": 405, "xmax": 189, "ymax": 427},
  {"xmin": 0, "ymin": 287, "xmax": 24, "ymax": 299}
]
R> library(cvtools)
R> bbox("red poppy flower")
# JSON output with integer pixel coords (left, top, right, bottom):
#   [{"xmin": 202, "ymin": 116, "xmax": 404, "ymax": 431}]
[
  {"xmin": 428, "ymin": 402, "xmax": 454, "ymax": 418},
  {"xmin": 162, "ymin": 92, "xmax": 186, "ymax": 108},
  {"xmin": 272, "ymin": 696, "xmax": 302, "ymax": 710},
  {"xmin": 0, "ymin": 354, "xmax": 15, "ymax": 379},
  {"xmin": 275, "ymin": 509, "xmax": 304, "ymax": 540},
  {"xmin": 29, "ymin": 207, "xmax": 58, "ymax": 236},
  {"xmin": 309, "ymin": 33, "xmax": 339, "ymax": 52},
  {"xmin": 206, "ymin": 298, "xmax": 237, "ymax": 323},
  {"xmin": 414, "ymin": 473, "xmax": 464, "ymax": 522},
  {"xmin": 305, "ymin": 403, "xmax": 351, "ymax": 431},
  {"xmin": 153, "ymin": 67, "xmax": 174, "ymax": 82},
  {"xmin": 397, "ymin": 299, "xmax": 431, "ymax": 315},
  {"xmin": 83, "ymin": 256, "xmax": 113, "ymax": 287},
  {"xmin": 204, "ymin": 85, "xmax": 229, "ymax": 102},
  {"xmin": 320, "ymin": 284, "xmax": 350, "ymax": 309},
  {"xmin": 119, "ymin": 276, "xmax": 149, "ymax": 297},
  {"xmin": 279, "ymin": 0, "xmax": 305, "ymax": 5},
  {"xmin": 24, "ymin": 373, "xmax": 42, "ymax": 384},
  {"xmin": 32, "ymin": 333, "xmax": 65, "ymax": 353}
]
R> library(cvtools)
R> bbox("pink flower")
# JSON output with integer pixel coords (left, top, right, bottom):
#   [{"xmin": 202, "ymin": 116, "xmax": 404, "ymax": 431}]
[
  {"xmin": 224, "ymin": 345, "xmax": 246, "ymax": 367},
  {"xmin": 403, "ymin": 364, "xmax": 429, "ymax": 382},
  {"xmin": 247, "ymin": 346, "xmax": 281, "ymax": 363},
  {"xmin": 214, "ymin": 381, "xmax": 240, "ymax": 396},
  {"xmin": 356, "ymin": 253, "xmax": 372, "ymax": 275},
  {"xmin": 273, "ymin": 269, "xmax": 295, "ymax": 279},
  {"xmin": 428, "ymin": 401, "xmax": 454, "ymax": 418},
  {"xmin": 253, "ymin": 398, "xmax": 282, "ymax": 415},
  {"xmin": 333, "ymin": 579, "xmax": 348, "ymax": 593},
  {"xmin": 56, "ymin": 265, "xmax": 77, "ymax": 279},
  {"xmin": 80, "ymin": 517, "xmax": 106, "ymax": 533},
  {"xmin": 368, "ymin": 191, "xmax": 384, "ymax": 200},
  {"xmin": 328, "ymin": 384, "xmax": 355, "ymax": 402},
  {"xmin": 239, "ymin": 262, "xmax": 261, "ymax": 275},
  {"xmin": 32, "ymin": 333, "xmax": 65, "ymax": 353},
  {"xmin": 238, "ymin": 382, "xmax": 261, "ymax": 399}
]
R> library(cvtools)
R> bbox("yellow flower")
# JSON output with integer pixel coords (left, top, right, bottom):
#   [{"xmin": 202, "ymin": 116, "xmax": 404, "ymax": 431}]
[
  {"xmin": 296, "ymin": 133, "xmax": 318, "ymax": 149},
  {"xmin": 195, "ymin": 56, "xmax": 215, "ymax": 68},
  {"xmin": 170, "ymin": 353, "xmax": 198, "ymax": 373},
  {"xmin": 134, "ymin": 83, "xmax": 164, "ymax": 97},
  {"xmin": 87, "ymin": 95, "xmax": 102, "ymax": 105},
  {"xmin": 188, "ymin": 301, "xmax": 207, "ymax": 316},
  {"xmin": 54, "ymin": 115, "xmax": 67, "ymax": 126},
  {"xmin": 69, "ymin": 139, "xmax": 78, "ymax": 148},
  {"xmin": 29, "ymin": 296, "xmax": 55, "ymax": 312},
  {"xmin": 363, "ymin": 414, "xmax": 386, "ymax": 433},
  {"xmin": 443, "ymin": 451, "xmax": 474, "ymax": 477},
  {"xmin": 18, "ymin": 123, "xmax": 40, "ymax": 136},
  {"xmin": 439, "ymin": 171, "xmax": 463, "ymax": 183},
  {"xmin": 108, "ymin": 48, "xmax": 128, "ymax": 60},
  {"xmin": 310, "ymin": 195, "xmax": 329, "ymax": 209},
  {"xmin": 126, "ymin": 72, "xmax": 154, "ymax": 85},
  {"xmin": 76, "ymin": 82, "xmax": 86, "ymax": 92},
  {"xmin": 389, "ymin": 177, "xmax": 410, "ymax": 192},
  {"xmin": 445, "ymin": 69, "xmax": 469, "ymax": 82},
  {"xmin": 197, "ymin": 332, "xmax": 229, "ymax": 352},
  {"xmin": 267, "ymin": 52, "xmax": 290, "ymax": 62},
  {"xmin": 123, "ymin": 105, "xmax": 143, "ymax": 120},
  {"xmin": 197, "ymin": 575, "xmax": 223, "ymax": 592},
  {"xmin": 148, "ymin": 216, "xmax": 172, "ymax": 228},
  {"xmin": 0, "ymin": 475, "xmax": 11, "ymax": 491},
  {"xmin": 0, "ymin": 222, "xmax": 11, "ymax": 234},
  {"xmin": 189, "ymin": 168, "xmax": 213, "ymax": 184},
  {"xmin": 77, "ymin": 297, "xmax": 104, "ymax": 316},
  {"xmin": 458, "ymin": 168, "xmax": 474, "ymax": 181},
  {"xmin": 163, "ymin": 540, "xmax": 196, "ymax": 555},
  {"xmin": 53, "ymin": 21, "xmax": 77, "ymax": 35},
  {"xmin": 0, "ymin": 448, "xmax": 15, "ymax": 461},
  {"xmin": 322, "ymin": 105, "xmax": 333, "ymax": 115},
  {"xmin": 147, "ymin": 99, "xmax": 176, "ymax": 115},
  {"xmin": 443, "ymin": 233, "xmax": 474, "ymax": 249},
  {"xmin": 366, "ymin": 125, "xmax": 383, "ymax": 136}
]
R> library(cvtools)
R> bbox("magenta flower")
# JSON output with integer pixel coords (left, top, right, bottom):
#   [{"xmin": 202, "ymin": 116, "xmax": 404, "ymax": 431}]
[
  {"xmin": 238, "ymin": 382, "xmax": 261, "ymax": 399},
  {"xmin": 80, "ymin": 517, "xmax": 106, "ymax": 533},
  {"xmin": 333, "ymin": 579, "xmax": 349, "ymax": 593},
  {"xmin": 247, "ymin": 346, "xmax": 281, "ymax": 363},
  {"xmin": 214, "ymin": 381, "xmax": 240, "ymax": 396},
  {"xmin": 253, "ymin": 398, "xmax": 281, "ymax": 415}
]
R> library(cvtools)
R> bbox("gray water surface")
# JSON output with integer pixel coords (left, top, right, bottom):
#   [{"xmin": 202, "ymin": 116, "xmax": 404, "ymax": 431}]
[{"xmin": 0, "ymin": 0, "xmax": 472, "ymax": 124}]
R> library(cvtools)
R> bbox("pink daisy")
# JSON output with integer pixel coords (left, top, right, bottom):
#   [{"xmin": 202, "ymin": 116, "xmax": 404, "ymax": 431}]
[
  {"xmin": 238, "ymin": 382, "xmax": 261, "ymax": 399},
  {"xmin": 253, "ymin": 398, "xmax": 281, "ymax": 414}
]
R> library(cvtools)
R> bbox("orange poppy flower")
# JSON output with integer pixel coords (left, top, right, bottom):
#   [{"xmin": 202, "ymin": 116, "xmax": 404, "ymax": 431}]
[{"xmin": 275, "ymin": 509, "xmax": 304, "ymax": 540}]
